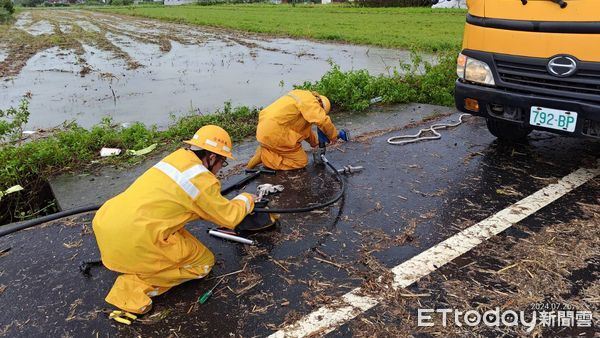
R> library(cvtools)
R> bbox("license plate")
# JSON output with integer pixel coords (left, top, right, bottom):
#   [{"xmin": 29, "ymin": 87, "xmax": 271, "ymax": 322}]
[{"xmin": 529, "ymin": 106, "xmax": 578, "ymax": 132}]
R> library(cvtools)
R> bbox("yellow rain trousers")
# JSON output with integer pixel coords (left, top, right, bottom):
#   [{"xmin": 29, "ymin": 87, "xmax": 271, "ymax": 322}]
[
  {"xmin": 247, "ymin": 90, "xmax": 338, "ymax": 170},
  {"xmin": 92, "ymin": 149, "xmax": 254, "ymax": 314}
]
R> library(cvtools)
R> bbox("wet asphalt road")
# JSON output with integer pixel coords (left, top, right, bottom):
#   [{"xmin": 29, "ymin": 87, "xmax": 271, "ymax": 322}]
[{"xmin": 0, "ymin": 115, "xmax": 598, "ymax": 337}]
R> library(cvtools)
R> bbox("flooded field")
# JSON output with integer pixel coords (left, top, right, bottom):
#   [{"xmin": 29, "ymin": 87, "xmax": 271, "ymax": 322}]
[{"xmin": 0, "ymin": 10, "xmax": 414, "ymax": 129}]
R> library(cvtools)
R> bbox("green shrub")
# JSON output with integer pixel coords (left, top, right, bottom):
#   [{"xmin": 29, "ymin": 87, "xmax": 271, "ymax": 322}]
[
  {"xmin": 162, "ymin": 102, "xmax": 259, "ymax": 143},
  {"xmin": 297, "ymin": 50, "xmax": 457, "ymax": 111},
  {"xmin": 406, "ymin": 52, "xmax": 456, "ymax": 106},
  {"xmin": 1, "ymin": 0, "xmax": 13, "ymax": 14},
  {"xmin": 110, "ymin": 0, "xmax": 134, "ymax": 5},
  {"xmin": 0, "ymin": 99, "xmax": 30, "ymax": 144},
  {"xmin": 17, "ymin": 0, "xmax": 44, "ymax": 7},
  {"xmin": 0, "ymin": 8, "xmax": 10, "ymax": 24}
]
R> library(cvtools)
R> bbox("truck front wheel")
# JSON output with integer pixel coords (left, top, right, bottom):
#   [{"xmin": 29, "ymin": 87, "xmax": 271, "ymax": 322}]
[{"xmin": 486, "ymin": 118, "xmax": 532, "ymax": 141}]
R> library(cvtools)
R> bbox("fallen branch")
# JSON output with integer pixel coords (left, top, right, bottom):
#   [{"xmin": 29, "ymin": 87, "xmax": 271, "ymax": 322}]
[
  {"xmin": 399, "ymin": 293, "xmax": 431, "ymax": 297},
  {"xmin": 236, "ymin": 281, "xmax": 261, "ymax": 297},
  {"xmin": 496, "ymin": 262, "xmax": 519, "ymax": 274},
  {"xmin": 313, "ymin": 257, "xmax": 344, "ymax": 269},
  {"xmin": 272, "ymin": 259, "xmax": 290, "ymax": 273},
  {"xmin": 207, "ymin": 263, "xmax": 247, "ymax": 281}
]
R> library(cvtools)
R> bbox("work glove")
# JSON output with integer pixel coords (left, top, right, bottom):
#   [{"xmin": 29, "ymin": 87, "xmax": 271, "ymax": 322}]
[
  {"xmin": 337, "ymin": 129, "xmax": 349, "ymax": 142},
  {"xmin": 256, "ymin": 184, "xmax": 284, "ymax": 201}
]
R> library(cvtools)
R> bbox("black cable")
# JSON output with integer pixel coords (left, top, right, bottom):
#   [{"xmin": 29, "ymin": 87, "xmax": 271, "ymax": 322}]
[
  {"xmin": 253, "ymin": 158, "xmax": 345, "ymax": 214},
  {"xmin": 0, "ymin": 204, "xmax": 101, "ymax": 237}
]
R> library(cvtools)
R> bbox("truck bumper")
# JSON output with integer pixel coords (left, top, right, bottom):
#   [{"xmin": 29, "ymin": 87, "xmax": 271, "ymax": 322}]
[{"xmin": 455, "ymin": 80, "xmax": 600, "ymax": 139}]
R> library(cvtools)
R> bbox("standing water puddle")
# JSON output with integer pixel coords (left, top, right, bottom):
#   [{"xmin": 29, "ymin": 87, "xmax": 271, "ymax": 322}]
[{"xmin": 1, "ymin": 10, "xmax": 430, "ymax": 129}]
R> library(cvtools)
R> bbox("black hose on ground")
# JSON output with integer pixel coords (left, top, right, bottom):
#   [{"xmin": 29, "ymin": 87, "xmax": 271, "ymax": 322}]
[
  {"xmin": 0, "ymin": 160, "xmax": 346, "ymax": 237},
  {"xmin": 253, "ymin": 158, "xmax": 345, "ymax": 214},
  {"xmin": 0, "ymin": 204, "xmax": 102, "ymax": 237}
]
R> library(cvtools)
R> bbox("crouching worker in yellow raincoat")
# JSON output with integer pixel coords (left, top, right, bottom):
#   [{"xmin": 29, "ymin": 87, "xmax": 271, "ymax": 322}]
[
  {"xmin": 92, "ymin": 125, "xmax": 254, "ymax": 315},
  {"xmin": 247, "ymin": 90, "xmax": 339, "ymax": 170}
]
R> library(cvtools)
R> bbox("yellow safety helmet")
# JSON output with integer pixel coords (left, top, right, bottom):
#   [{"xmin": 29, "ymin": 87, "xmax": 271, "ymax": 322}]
[
  {"xmin": 184, "ymin": 125, "xmax": 235, "ymax": 159},
  {"xmin": 312, "ymin": 91, "xmax": 331, "ymax": 114}
]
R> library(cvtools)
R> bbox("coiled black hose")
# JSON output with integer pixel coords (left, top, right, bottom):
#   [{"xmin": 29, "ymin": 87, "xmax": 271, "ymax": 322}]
[{"xmin": 253, "ymin": 159, "xmax": 344, "ymax": 214}]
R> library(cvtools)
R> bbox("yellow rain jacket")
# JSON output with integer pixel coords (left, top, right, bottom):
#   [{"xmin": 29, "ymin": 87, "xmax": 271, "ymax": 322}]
[
  {"xmin": 247, "ymin": 90, "xmax": 338, "ymax": 170},
  {"xmin": 93, "ymin": 148, "xmax": 254, "ymax": 314}
]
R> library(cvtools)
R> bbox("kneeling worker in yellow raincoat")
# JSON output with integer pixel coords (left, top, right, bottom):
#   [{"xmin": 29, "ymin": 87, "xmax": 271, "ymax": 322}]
[
  {"xmin": 93, "ymin": 125, "xmax": 254, "ymax": 314},
  {"xmin": 247, "ymin": 90, "xmax": 339, "ymax": 170}
]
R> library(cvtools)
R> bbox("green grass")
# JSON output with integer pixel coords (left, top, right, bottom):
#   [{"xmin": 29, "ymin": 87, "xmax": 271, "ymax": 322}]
[{"xmin": 96, "ymin": 4, "xmax": 466, "ymax": 52}]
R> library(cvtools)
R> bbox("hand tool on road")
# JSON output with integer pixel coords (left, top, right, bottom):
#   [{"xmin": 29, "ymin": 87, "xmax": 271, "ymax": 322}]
[
  {"xmin": 337, "ymin": 165, "xmax": 364, "ymax": 175},
  {"xmin": 109, "ymin": 310, "xmax": 137, "ymax": 325},
  {"xmin": 198, "ymin": 277, "xmax": 225, "ymax": 304},
  {"xmin": 208, "ymin": 228, "xmax": 256, "ymax": 245}
]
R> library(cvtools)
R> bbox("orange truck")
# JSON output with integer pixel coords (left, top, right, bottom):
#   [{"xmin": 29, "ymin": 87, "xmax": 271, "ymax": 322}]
[{"xmin": 454, "ymin": 0, "xmax": 600, "ymax": 141}]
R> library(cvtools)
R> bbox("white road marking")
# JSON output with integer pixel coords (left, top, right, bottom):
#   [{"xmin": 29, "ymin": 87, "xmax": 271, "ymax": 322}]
[{"xmin": 269, "ymin": 160, "xmax": 599, "ymax": 338}]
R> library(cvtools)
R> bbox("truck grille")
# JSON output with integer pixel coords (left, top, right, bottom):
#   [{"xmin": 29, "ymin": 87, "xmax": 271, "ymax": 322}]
[{"xmin": 495, "ymin": 55, "xmax": 600, "ymax": 99}]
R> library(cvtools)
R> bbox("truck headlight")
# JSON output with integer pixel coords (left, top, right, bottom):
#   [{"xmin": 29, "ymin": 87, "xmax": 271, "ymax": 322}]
[{"xmin": 456, "ymin": 53, "xmax": 495, "ymax": 86}]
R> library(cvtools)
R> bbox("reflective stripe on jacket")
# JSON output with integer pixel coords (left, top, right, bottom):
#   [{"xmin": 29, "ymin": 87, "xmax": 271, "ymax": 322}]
[{"xmin": 92, "ymin": 148, "xmax": 253, "ymax": 274}]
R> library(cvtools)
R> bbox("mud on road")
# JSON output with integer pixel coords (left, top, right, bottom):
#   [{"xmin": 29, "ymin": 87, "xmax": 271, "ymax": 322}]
[
  {"xmin": 0, "ymin": 114, "xmax": 598, "ymax": 337},
  {"xmin": 0, "ymin": 10, "xmax": 411, "ymax": 129}
]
